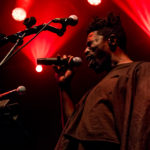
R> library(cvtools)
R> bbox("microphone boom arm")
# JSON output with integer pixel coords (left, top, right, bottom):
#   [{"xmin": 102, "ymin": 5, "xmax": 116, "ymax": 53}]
[
  {"xmin": 0, "ymin": 20, "xmax": 67, "ymax": 67},
  {"xmin": 0, "ymin": 24, "xmax": 66, "ymax": 47}
]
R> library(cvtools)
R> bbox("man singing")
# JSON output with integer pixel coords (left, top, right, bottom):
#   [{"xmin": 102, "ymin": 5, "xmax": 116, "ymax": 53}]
[{"xmin": 54, "ymin": 12, "xmax": 150, "ymax": 150}]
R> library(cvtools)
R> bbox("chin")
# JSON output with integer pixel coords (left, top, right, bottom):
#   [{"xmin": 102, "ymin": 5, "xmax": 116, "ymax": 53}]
[
  {"xmin": 93, "ymin": 62, "xmax": 112, "ymax": 74},
  {"xmin": 93, "ymin": 67, "xmax": 107, "ymax": 74}
]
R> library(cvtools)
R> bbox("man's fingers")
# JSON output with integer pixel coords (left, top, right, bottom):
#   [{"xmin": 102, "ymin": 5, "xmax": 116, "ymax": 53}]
[{"xmin": 52, "ymin": 65, "xmax": 61, "ymax": 73}]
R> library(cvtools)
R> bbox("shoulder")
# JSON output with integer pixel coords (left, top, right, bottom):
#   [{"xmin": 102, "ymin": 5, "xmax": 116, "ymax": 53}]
[
  {"xmin": 133, "ymin": 61, "xmax": 150, "ymax": 78},
  {"xmin": 136, "ymin": 61, "xmax": 150, "ymax": 67},
  {"xmin": 134, "ymin": 61, "xmax": 150, "ymax": 70}
]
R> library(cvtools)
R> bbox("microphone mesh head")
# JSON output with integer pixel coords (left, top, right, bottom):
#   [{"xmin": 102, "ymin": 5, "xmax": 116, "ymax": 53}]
[
  {"xmin": 68, "ymin": 15, "xmax": 78, "ymax": 26},
  {"xmin": 69, "ymin": 15, "xmax": 78, "ymax": 21},
  {"xmin": 16, "ymin": 86, "xmax": 26, "ymax": 95},
  {"xmin": 72, "ymin": 57, "xmax": 82, "ymax": 66}
]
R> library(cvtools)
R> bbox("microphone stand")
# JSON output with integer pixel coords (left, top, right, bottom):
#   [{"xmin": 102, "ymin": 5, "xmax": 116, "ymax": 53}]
[
  {"xmin": 0, "ymin": 33, "xmax": 25, "ymax": 67},
  {"xmin": 0, "ymin": 18, "xmax": 68, "ymax": 130},
  {"xmin": 0, "ymin": 19, "xmax": 67, "ymax": 67}
]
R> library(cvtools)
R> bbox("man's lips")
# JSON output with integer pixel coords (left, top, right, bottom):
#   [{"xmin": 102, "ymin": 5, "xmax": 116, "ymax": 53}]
[
  {"xmin": 85, "ymin": 55, "xmax": 96, "ymax": 68},
  {"xmin": 85, "ymin": 54, "xmax": 94, "ymax": 62}
]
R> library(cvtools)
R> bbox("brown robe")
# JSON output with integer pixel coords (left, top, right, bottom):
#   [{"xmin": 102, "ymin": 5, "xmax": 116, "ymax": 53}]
[{"xmin": 55, "ymin": 62, "xmax": 150, "ymax": 150}]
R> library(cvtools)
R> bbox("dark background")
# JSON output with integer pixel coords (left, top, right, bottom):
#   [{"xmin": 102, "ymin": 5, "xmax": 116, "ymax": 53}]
[{"xmin": 0, "ymin": 0, "xmax": 150, "ymax": 149}]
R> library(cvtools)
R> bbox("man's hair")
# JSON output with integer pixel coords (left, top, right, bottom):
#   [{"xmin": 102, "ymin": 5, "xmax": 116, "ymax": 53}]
[{"xmin": 87, "ymin": 13, "xmax": 127, "ymax": 51}]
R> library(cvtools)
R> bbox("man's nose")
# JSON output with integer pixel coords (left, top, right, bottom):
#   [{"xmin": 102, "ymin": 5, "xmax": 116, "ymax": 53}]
[{"xmin": 84, "ymin": 47, "xmax": 90, "ymax": 56}]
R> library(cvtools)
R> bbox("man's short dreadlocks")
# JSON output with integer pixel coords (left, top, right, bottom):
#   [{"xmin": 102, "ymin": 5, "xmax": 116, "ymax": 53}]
[{"xmin": 87, "ymin": 13, "xmax": 127, "ymax": 51}]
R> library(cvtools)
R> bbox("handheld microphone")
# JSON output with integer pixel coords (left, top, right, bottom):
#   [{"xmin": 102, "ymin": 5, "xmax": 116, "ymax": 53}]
[
  {"xmin": 0, "ymin": 86, "xmax": 26, "ymax": 100},
  {"xmin": 37, "ymin": 56, "xmax": 82, "ymax": 66},
  {"xmin": 52, "ymin": 15, "xmax": 78, "ymax": 26}
]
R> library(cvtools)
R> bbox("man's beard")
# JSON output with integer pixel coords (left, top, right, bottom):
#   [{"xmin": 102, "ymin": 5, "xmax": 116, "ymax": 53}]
[{"xmin": 89, "ymin": 51, "xmax": 112, "ymax": 74}]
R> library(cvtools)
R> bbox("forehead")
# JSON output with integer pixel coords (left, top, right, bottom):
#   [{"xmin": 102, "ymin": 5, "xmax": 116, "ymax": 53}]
[{"xmin": 87, "ymin": 31, "xmax": 103, "ymax": 41}]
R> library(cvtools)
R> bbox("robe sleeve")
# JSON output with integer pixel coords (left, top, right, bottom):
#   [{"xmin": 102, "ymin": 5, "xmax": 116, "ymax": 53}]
[
  {"xmin": 113, "ymin": 62, "xmax": 150, "ymax": 150},
  {"xmin": 127, "ymin": 62, "xmax": 150, "ymax": 150}
]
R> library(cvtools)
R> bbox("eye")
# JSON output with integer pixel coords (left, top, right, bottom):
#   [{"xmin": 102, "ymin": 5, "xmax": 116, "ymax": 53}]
[
  {"xmin": 86, "ymin": 41, "xmax": 92, "ymax": 47},
  {"xmin": 95, "ymin": 38, "xmax": 99, "ymax": 42}
]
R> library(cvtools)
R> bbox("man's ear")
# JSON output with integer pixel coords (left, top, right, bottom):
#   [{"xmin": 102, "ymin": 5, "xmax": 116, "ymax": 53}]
[{"xmin": 108, "ymin": 34, "xmax": 117, "ymax": 52}]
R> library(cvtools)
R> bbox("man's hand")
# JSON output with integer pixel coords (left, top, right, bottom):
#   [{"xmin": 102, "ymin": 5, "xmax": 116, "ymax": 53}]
[
  {"xmin": 53, "ymin": 55, "xmax": 76, "ymax": 119},
  {"xmin": 53, "ymin": 55, "xmax": 75, "ymax": 88}
]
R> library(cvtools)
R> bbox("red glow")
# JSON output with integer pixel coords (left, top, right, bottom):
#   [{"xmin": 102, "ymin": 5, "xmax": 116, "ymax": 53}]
[
  {"xmin": 16, "ymin": 0, "xmax": 35, "ymax": 12},
  {"xmin": 36, "ymin": 65, "xmax": 43, "ymax": 72},
  {"xmin": 113, "ymin": 0, "xmax": 150, "ymax": 37},
  {"xmin": 87, "ymin": 0, "xmax": 102, "ymax": 6},
  {"xmin": 22, "ymin": 32, "xmax": 57, "ymax": 65},
  {"xmin": 12, "ymin": 8, "xmax": 26, "ymax": 21}
]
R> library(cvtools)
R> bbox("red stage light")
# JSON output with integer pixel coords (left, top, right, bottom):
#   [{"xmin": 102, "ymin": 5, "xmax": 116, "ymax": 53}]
[
  {"xmin": 113, "ymin": 0, "xmax": 150, "ymax": 37},
  {"xmin": 36, "ymin": 65, "xmax": 43, "ymax": 72},
  {"xmin": 12, "ymin": 7, "xmax": 27, "ymax": 21},
  {"xmin": 87, "ymin": 0, "xmax": 102, "ymax": 6}
]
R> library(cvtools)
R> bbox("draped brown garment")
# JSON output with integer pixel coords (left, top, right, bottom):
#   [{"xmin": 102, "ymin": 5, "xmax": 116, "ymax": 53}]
[{"xmin": 55, "ymin": 62, "xmax": 150, "ymax": 150}]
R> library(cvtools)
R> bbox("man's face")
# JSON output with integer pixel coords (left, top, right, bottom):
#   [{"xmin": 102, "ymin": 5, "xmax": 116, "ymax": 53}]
[{"xmin": 84, "ymin": 31, "xmax": 112, "ymax": 73}]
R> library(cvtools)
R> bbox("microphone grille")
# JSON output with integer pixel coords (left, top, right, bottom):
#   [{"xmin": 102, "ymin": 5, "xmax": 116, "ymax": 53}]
[
  {"xmin": 69, "ymin": 15, "xmax": 78, "ymax": 21},
  {"xmin": 72, "ymin": 57, "xmax": 82, "ymax": 66},
  {"xmin": 68, "ymin": 15, "xmax": 78, "ymax": 26},
  {"xmin": 16, "ymin": 86, "xmax": 26, "ymax": 95}
]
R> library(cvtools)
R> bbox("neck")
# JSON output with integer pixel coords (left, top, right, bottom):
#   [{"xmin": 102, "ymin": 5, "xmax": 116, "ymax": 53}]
[{"xmin": 111, "ymin": 48, "xmax": 133, "ymax": 66}]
